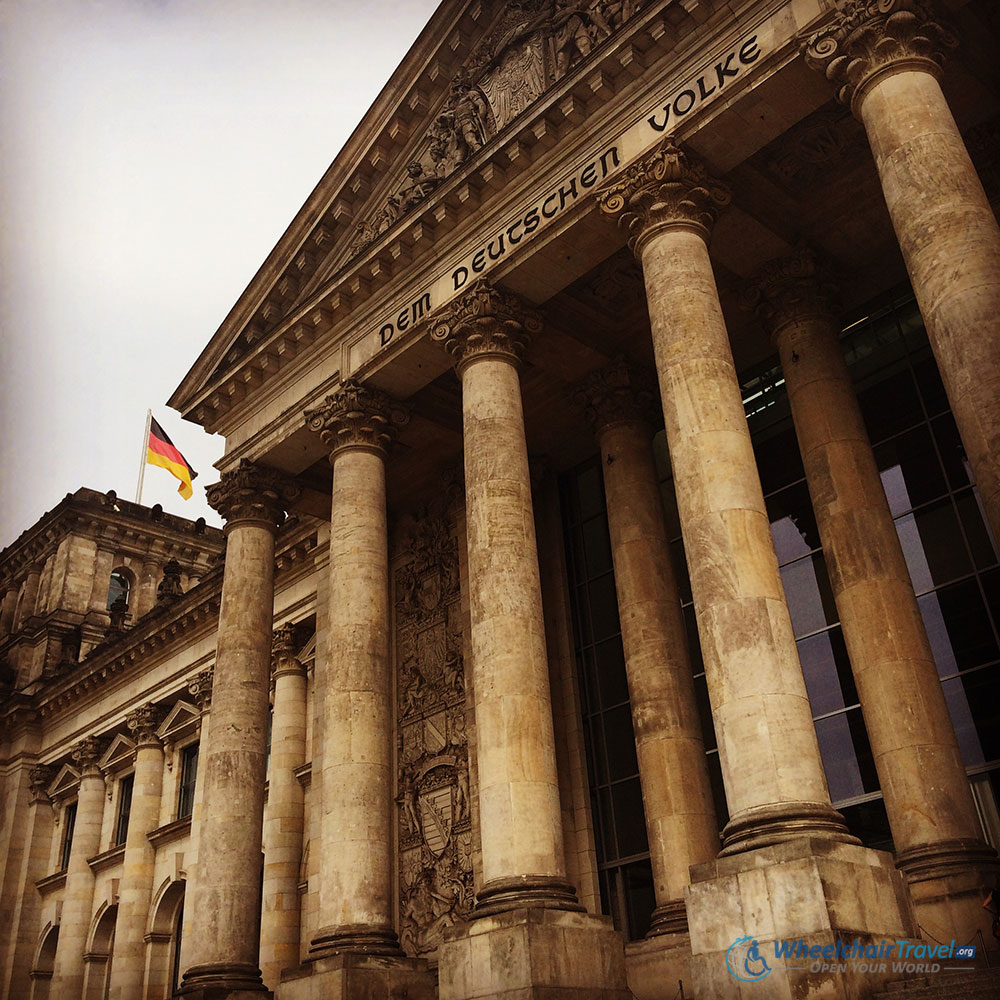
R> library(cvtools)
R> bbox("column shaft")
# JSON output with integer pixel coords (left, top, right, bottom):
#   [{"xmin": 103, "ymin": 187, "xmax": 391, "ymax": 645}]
[
  {"xmin": 597, "ymin": 415, "xmax": 718, "ymax": 923},
  {"xmin": 462, "ymin": 355, "xmax": 570, "ymax": 900},
  {"xmin": 260, "ymin": 637, "xmax": 307, "ymax": 986},
  {"xmin": 804, "ymin": 4, "xmax": 1000, "ymax": 551},
  {"xmin": 108, "ymin": 712, "xmax": 164, "ymax": 1000},
  {"xmin": 180, "ymin": 461, "xmax": 297, "ymax": 995},
  {"xmin": 860, "ymin": 71, "xmax": 1000, "ymax": 544},
  {"xmin": 305, "ymin": 380, "xmax": 407, "ymax": 957},
  {"xmin": 51, "ymin": 747, "xmax": 105, "ymax": 996},
  {"xmin": 765, "ymin": 264, "xmax": 986, "ymax": 860}
]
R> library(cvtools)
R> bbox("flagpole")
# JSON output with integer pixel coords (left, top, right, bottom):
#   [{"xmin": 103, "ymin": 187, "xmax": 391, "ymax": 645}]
[{"xmin": 135, "ymin": 409, "xmax": 152, "ymax": 504}]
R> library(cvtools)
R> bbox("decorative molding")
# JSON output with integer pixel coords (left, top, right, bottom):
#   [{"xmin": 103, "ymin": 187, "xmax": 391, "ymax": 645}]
[
  {"xmin": 430, "ymin": 278, "xmax": 542, "ymax": 371},
  {"xmin": 206, "ymin": 460, "xmax": 301, "ymax": 531},
  {"xmin": 304, "ymin": 379, "xmax": 410, "ymax": 459},
  {"xmin": 147, "ymin": 816, "xmax": 192, "ymax": 850},
  {"xmin": 87, "ymin": 844, "xmax": 126, "ymax": 875},
  {"xmin": 803, "ymin": 0, "xmax": 958, "ymax": 114},
  {"xmin": 598, "ymin": 138, "xmax": 731, "ymax": 252},
  {"xmin": 98, "ymin": 734, "xmax": 137, "ymax": 776}
]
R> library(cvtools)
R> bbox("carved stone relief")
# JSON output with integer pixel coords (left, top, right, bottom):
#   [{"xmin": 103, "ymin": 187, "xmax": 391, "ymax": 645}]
[
  {"xmin": 394, "ymin": 502, "xmax": 472, "ymax": 960},
  {"xmin": 348, "ymin": 0, "xmax": 647, "ymax": 261}
]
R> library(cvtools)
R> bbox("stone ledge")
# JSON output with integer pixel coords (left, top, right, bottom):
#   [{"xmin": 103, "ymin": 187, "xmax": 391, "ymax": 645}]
[
  {"xmin": 276, "ymin": 952, "xmax": 434, "ymax": 1000},
  {"xmin": 148, "ymin": 815, "xmax": 192, "ymax": 848},
  {"xmin": 88, "ymin": 843, "xmax": 126, "ymax": 873}
]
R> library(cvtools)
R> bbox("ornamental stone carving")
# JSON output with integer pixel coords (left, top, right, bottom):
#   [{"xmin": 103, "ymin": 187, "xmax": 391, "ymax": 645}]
[
  {"xmin": 29, "ymin": 764, "xmax": 55, "ymax": 802},
  {"xmin": 305, "ymin": 379, "xmax": 410, "ymax": 459},
  {"xmin": 188, "ymin": 666, "xmax": 215, "ymax": 710},
  {"xmin": 71, "ymin": 736, "xmax": 107, "ymax": 776},
  {"xmin": 347, "ymin": 1, "xmax": 647, "ymax": 262},
  {"xmin": 271, "ymin": 624, "xmax": 305, "ymax": 678},
  {"xmin": 803, "ymin": 0, "xmax": 958, "ymax": 113},
  {"xmin": 126, "ymin": 703, "xmax": 165, "ymax": 747},
  {"xmin": 598, "ymin": 139, "xmax": 731, "ymax": 251},
  {"xmin": 393, "ymin": 501, "xmax": 473, "ymax": 959},
  {"xmin": 574, "ymin": 359, "xmax": 660, "ymax": 433},
  {"xmin": 206, "ymin": 460, "xmax": 300, "ymax": 532},
  {"xmin": 430, "ymin": 279, "xmax": 542, "ymax": 370},
  {"xmin": 742, "ymin": 249, "xmax": 841, "ymax": 338},
  {"xmin": 155, "ymin": 559, "xmax": 184, "ymax": 606}
]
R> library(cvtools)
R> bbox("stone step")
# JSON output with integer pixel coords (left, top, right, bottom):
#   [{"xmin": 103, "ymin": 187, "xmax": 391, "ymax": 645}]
[{"xmin": 873, "ymin": 966, "xmax": 1000, "ymax": 1000}]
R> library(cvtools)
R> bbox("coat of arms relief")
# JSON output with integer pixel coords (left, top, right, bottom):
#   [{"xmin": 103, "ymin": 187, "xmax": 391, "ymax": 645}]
[
  {"xmin": 348, "ymin": 0, "xmax": 647, "ymax": 259},
  {"xmin": 393, "ymin": 502, "xmax": 474, "ymax": 959}
]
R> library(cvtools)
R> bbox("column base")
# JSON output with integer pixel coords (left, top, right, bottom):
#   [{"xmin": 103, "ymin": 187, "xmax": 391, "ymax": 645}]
[
  {"xmin": 473, "ymin": 875, "xmax": 585, "ymax": 917},
  {"xmin": 686, "ymin": 837, "xmax": 917, "ymax": 999},
  {"xmin": 625, "ymin": 929, "xmax": 692, "ymax": 1000},
  {"xmin": 178, "ymin": 962, "xmax": 269, "ymax": 997},
  {"xmin": 307, "ymin": 923, "xmax": 403, "ymax": 959},
  {"xmin": 720, "ymin": 801, "xmax": 859, "ymax": 856},
  {"xmin": 896, "ymin": 838, "xmax": 1000, "ymax": 968},
  {"xmin": 439, "ymin": 906, "xmax": 629, "ymax": 1000},
  {"xmin": 647, "ymin": 898, "xmax": 687, "ymax": 936},
  {"xmin": 276, "ymin": 952, "xmax": 434, "ymax": 1000}
]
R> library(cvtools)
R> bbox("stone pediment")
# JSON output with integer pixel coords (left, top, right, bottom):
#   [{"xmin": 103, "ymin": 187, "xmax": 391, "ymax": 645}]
[
  {"xmin": 156, "ymin": 699, "xmax": 201, "ymax": 745},
  {"xmin": 47, "ymin": 763, "xmax": 81, "ymax": 801},
  {"xmin": 99, "ymin": 733, "xmax": 137, "ymax": 774},
  {"xmin": 169, "ymin": 0, "xmax": 662, "ymax": 431}
]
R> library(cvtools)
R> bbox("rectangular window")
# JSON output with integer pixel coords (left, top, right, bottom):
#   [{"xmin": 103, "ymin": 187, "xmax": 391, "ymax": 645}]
[
  {"xmin": 60, "ymin": 801, "xmax": 77, "ymax": 870},
  {"xmin": 115, "ymin": 773, "xmax": 134, "ymax": 846},
  {"xmin": 177, "ymin": 742, "xmax": 199, "ymax": 819}
]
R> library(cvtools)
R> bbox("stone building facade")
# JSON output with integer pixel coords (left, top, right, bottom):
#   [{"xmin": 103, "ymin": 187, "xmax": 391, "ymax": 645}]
[{"xmin": 2, "ymin": 1, "xmax": 1000, "ymax": 998}]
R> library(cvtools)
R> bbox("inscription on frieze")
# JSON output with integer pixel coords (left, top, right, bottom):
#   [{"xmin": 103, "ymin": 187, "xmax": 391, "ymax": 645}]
[{"xmin": 394, "ymin": 502, "xmax": 473, "ymax": 959}]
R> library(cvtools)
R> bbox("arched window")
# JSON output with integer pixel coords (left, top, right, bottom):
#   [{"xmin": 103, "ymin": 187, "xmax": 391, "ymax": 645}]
[{"xmin": 106, "ymin": 570, "xmax": 132, "ymax": 610}]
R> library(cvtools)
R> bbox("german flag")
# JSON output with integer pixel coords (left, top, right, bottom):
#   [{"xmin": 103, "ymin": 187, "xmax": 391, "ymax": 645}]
[{"xmin": 147, "ymin": 417, "xmax": 198, "ymax": 500}]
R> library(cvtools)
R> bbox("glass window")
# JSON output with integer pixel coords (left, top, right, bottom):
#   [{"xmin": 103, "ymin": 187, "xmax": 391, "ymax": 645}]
[
  {"xmin": 106, "ymin": 570, "xmax": 131, "ymax": 610},
  {"xmin": 115, "ymin": 773, "xmax": 134, "ymax": 846},
  {"xmin": 61, "ymin": 801, "xmax": 77, "ymax": 870},
  {"xmin": 177, "ymin": 742, "xmax": 199, "ymax": 819}
]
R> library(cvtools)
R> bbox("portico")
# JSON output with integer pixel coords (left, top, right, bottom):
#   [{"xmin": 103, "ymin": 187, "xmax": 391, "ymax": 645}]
[{"xmin": 157, "ymin": 1, "xmax": 1000, "ymax": 999}]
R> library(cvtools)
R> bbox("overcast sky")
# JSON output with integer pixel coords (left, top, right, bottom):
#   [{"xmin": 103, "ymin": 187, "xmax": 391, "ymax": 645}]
[{"xmin": 0, "ymin": 0, "xmax": 441, "ymax": 548}]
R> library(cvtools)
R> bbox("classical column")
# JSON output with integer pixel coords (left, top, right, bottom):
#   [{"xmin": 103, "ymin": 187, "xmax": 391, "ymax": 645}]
[
  {"xmin": 51, "ymin": 736, "xmax": 107, "ymax": 997},
  {"xmin": 748, "ymin": 248, "xmax": 997, "ymax": 925},
  {"xmin": 575, "ymin": 361, "xmax": 718, "ymax": 933},
  {"xmin": 133, "ymin": 557, "xmax": 161, "ymax": 620},
  {"xmin": 179, "ymin": 461, "xmax": 299, "ymax": 996},
  {"xmin": 599, "ymin": 142, "xmax": 854, "ymax": 854},
  {"xmin": 805, "ymin": 0, "xmax": 1000, "ymax": 546},
  {"xmin": 259, "ymin": 624, "xmax": 308, "ymax": 986},
  {"xmin": 304, "ymin": 380, "xmax": 408, "ymax": 956},
  {"xmin": 1, "ymin": 764, "xmax": 54, "ymax": 999},
  {"xmin": 431, "ymin": 281, "xmax": 579, "ymax": 913},
  {"xmin": 15, "ymin": 566, "xmax": 42, "ymax": 629},
  {"xmin": 0, "ymin": 584, "xmax": 17, "ymax": 638},
  {"xmin": 178, "ymin": 667, "xmax": 214, "ymax": 977},
  {"xmin": 107, "ymin": 704, "xmax": 165, "ymax": 1000}
]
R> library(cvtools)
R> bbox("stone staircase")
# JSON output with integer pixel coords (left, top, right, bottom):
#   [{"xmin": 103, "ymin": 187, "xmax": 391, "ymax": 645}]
[{"xmin": 872, "ymin": 967, "xmax": 1000, "ymax": 999}]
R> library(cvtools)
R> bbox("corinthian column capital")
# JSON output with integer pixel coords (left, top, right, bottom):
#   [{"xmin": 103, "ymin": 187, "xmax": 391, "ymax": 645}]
[
  {"xmin": 305, "ymin": 379, "xmax": 409, "ymax": 460},
  {"xmin": 271, "ymin": 624, "xmax": 306, "ymax": 679},
  {"xmin": 206, "ymin": 460, "xmax": 300, "ymax": 533},
  {"xmin": 803, "ymin": 0, "xmax": 957, "ymax": 114},
  {"xmin": 71, "ymin": 736, "xmax": 107, "ymax": 777},
  {"xmin": 126, "ymin": 703, "xmax": 164, "ymax": 748},
  {"xmin": 742, "ymin": 249, "xmax": 841, "ymax": 340},
  {"xmin": 598, "ymin": 139, "xmax": 731, "ymax": 253},
  {"xmin": 430, "ymin": 279, "xmax": 542, "ymax": 372},
  {"xmin": 188, "ymin": 666, "xmax": 215, "ymax": 711},
  {"xmin": 574, "ymin": 359, "xmax": 660, "ymax": 435}
]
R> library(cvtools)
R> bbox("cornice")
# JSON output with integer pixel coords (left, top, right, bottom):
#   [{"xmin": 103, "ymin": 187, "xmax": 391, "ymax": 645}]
[{"xmin": 170, "ymin": 0, "xmax": 717, "ymax": 435}]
